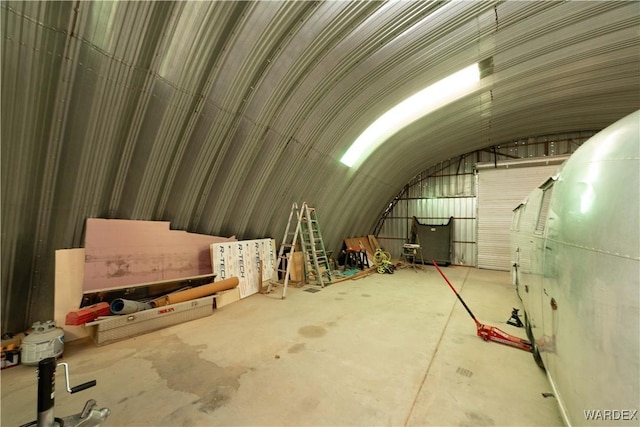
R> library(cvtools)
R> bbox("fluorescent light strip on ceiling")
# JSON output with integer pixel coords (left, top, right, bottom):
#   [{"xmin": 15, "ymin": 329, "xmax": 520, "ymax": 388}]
[{"xmin": 340, "ymin": 63, "xmax": 480, "ymax": 168}]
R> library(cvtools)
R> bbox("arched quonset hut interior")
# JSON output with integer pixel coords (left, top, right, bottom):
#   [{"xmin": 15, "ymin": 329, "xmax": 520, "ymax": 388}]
[
  {"xmin": 4, "ymin": 0, "xmax": 639, "ymax": 332},
  {"xmin": 1, "ymin": 2, "xmax": 639, "ymax": 424}
]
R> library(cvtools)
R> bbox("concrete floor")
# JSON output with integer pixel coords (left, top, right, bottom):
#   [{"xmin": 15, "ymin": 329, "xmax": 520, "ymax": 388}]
[{"xmin": 2, "ymin": 266, "xmax": 564, "ymax": 426}]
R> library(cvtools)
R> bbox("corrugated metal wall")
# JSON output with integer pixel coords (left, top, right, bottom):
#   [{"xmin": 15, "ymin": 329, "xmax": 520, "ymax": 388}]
[
  {"xmin": 376, "ymin": 132, "xmax": 596, "ymax": 265},
  {"xmin": 2, "ymin": 0, "xmax": 638, "ymax": 333}
]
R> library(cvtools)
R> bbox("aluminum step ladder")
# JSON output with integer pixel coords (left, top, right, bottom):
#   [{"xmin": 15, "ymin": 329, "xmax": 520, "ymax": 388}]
[
  {"xmin": 267, "ymin": 203, "xmax": 305, "ymax": 299},
  {"xmin": 299, "ymin": 202, "xmax": 332, "ymax": 287}
]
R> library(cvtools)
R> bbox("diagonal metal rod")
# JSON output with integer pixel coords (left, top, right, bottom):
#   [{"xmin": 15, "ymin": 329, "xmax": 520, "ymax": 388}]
[{"xmin": 432, "ymin": 260, "xmax": 480, "ymax": 327}]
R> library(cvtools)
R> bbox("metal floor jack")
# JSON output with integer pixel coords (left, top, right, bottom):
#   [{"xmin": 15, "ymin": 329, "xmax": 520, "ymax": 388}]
[
  {"xmin": 20, "ymin": 357, "xmax": 110, "ymax": 427},
  {"xmin": 432, "ymin": 261, "xmax": 532, "ymax": 353}
]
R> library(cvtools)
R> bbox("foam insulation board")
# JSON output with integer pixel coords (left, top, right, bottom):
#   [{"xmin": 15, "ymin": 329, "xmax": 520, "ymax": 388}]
[{"xmin": 210, "ymin": 239, "xmax": 276, "ymax": 298}]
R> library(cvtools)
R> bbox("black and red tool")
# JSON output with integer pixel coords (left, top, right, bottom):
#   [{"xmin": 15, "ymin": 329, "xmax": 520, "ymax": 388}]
[{"xmin": 432, "ymin": 260, "xmax": 532, "ymax": 353}]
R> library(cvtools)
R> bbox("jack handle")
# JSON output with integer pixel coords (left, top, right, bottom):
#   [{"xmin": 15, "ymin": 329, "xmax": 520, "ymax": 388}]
[
  {"xmin": 431, "ymin": 260, "xmax": 481, "ymax": 328},
  {"xmin": 58, "ymin": 362, "xmax": 97, "ymax": 394},
  {"xmin": 431, "ymin": 260, "xmax": 533, "ymax": 353}
]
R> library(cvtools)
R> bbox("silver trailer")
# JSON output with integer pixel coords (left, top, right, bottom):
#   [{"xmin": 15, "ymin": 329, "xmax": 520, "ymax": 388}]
[{"xmin": 511, "ymin": 110, "xmax": 639, "ymax": 426}]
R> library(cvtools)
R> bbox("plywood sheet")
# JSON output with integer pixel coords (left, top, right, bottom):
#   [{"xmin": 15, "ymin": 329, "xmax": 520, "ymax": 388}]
[
  {"xmin": 55, "ymin": 248, "xmax": 88, "ymax": 341},
  {"xmin": 368, "ymin": 235, "xmax": 381, "ymax": 251},
  {"xmin": 216, "ymin": 288, "xmax": 241, "ymax": 308},
  {"xmin": 344, "ymin": 237, "xmax": 374, "ymax": 254},
  {"xmin": 210, "ymin": 239, "xmax": 276, "ymax": 298},
  {"xmin": 83, "ymin": 219, "xmax": 235, "ymax": 291},
  {"xmin": 289, "ymin": 251, "xmax": 304, "ymax": 282}
]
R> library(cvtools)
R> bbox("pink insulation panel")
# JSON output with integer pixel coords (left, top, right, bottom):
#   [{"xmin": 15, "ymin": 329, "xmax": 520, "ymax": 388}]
[{"xmin": 83, "ymin": 219, "xmax": 235, "ymax": 291}]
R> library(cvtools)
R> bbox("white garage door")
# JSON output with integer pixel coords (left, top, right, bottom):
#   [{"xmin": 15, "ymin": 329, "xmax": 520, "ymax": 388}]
[{"xmin": 476, "ymin": 159, "xmax": 566, "ymax": 270}]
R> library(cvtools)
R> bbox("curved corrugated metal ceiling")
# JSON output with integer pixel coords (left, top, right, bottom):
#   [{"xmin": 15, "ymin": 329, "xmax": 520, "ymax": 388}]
[{"xmin": 2, "ymin": 1, "xmax": 639, "ymax": 330}]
